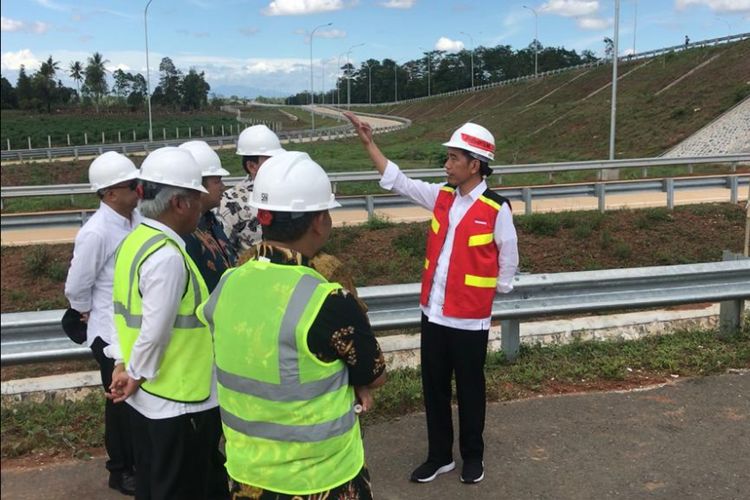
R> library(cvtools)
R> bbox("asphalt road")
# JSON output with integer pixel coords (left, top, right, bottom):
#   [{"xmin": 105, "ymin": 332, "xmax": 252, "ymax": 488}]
[{"xmin": 2, "ymin": 371, "xmax": 748, "ymax": 499}]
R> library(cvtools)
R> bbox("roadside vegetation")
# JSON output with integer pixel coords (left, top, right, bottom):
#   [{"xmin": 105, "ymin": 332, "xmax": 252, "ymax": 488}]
[{"xmin": 3, "ymin": 322, "xmax": 747, "ymax": 461}]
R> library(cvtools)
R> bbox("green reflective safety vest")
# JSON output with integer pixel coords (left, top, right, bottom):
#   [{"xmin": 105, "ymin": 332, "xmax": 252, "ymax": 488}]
[
  {"xmin": 113, "ymin": 223, "xmax": 212, "ymax": 403},
  {"xmin": 198, "ymin": 260, "xmax": 363, "ymax": 495}
]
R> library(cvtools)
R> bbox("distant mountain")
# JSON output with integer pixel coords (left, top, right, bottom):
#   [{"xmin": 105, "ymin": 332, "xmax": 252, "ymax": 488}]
[{"xmin": 210, "ymin": 84, "xmax": 288, "ymax": 99}]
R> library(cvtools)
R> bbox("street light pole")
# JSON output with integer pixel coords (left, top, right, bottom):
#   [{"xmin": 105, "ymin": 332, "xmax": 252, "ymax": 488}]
[
  {"xmin": 632, "ymin": 0, "xmax": 638, "ymax": 55},
  {"xmin": 144, "ymin": 0, "xmax": 154, "ymax": 142},
  {"xmin": 309, "ymin": 22, "xmax": 331, "ymax": 132},
  {"xmin": 366, "ymin": 63, "xmax": 372, "ymax": 104},
  {"xmin": 604, "ymin": 0, "xmax": 621, "ymax": 183},
  {"xmin": 346, "ymin": 43, "xmax": 365, "ymax": 110},
  {"xmin": 460, "ymin": 31, "xmax": 474, "ymax": 88},
  {"xmin": 419, "ymin": 46, "xmax": 431, "ymax": 97},
  {"xmin": 523, "ymin": 5, "xmax": 538, "ymax": 77},
  {"xmin": 337, "ymin": 52, "xmax": 346, "ymax": 107},
  {"xmin": 394, "ymin": 61, "xmax": 398, "ymax": 102}
]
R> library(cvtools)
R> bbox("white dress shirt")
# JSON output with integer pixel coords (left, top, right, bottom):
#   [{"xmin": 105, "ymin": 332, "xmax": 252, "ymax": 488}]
[
  {"xmin": 65, "ymin": 202, "xmax": 141, "ymax": 347},
  {"xmin": 380, "ymin": 160, "xmax": 519, "ymax": 331},
  {"xmin": 109, "ymin": 218, "xmax": 218, "ymax": 419}
]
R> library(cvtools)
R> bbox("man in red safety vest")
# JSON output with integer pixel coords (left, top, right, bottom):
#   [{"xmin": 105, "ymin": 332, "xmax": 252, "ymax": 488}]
[{"xmin": 345, "ymin": 112, "xmax": 519, "ymax": 485}]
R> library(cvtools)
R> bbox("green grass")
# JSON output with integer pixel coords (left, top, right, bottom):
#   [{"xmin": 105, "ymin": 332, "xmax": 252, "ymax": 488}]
[{"xmin": 3, "ymin": 324, "xmax": 747, "ymax": 457}]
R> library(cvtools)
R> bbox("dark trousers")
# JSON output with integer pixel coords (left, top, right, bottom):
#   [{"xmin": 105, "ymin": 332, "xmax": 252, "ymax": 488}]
[
  {"xmin": 129, "ymin": 405, "xmax": 228, "ymax": 500},
  {"xmin": 420, "ymin": 314, "xmax": 489, "ymax": 464},
  {"xmin": 90, "ymin": 336, "xmax": 135, "ymax": 475}
]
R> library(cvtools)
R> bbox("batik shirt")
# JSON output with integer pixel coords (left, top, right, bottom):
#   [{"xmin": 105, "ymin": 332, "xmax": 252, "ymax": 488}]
[
  {"xmin": 216, "ymin": 176, "xmax": 262, "ymax": 254},
  {"xmin": 184, "ymin": 211, "xmax": 238, "ymax": 292}
]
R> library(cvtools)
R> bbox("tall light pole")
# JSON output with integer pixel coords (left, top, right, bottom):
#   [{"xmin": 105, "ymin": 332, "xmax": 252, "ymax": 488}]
[
  {"xmin": 309, "ymin": 22, "xmax": 331, "ymax": 132},
  {"xmin": 419, "ymin": 46, "xmax": 431, "ymax": 97},
  {"xmin": 346, "ymin": 43, "xmax": 365, "ymax": 109},
  {"xmin": 394, "ymin": 60, "xmax": 398, "ymax": 102},
  {"xmin": 337, "ymin": 52, "xmax": 346, "ymax": 106},
  {"xmin": 460, "ymin": 31, "xmax": 475, "ymax": 88},
  {"xmin": 144, "ymin": 0, "xmax": 154, "ymax": 142},
  {"xmin": 321, "ymin": 62, "xmax": 325, "ymax": 105},
  {"xmin": 606, "ymin": 0, "xmax": 621, "ymax": 181},
  {"xmin": 523, "ymin": 5, "xmax": 538, "ymax": 77},
  {"xmin": 632, "ymin": 0, "xmax": 638, "ymax": 55},
  {"xmin": 368, "ymin": 63, "xmax": 373, "ymax": 105}
]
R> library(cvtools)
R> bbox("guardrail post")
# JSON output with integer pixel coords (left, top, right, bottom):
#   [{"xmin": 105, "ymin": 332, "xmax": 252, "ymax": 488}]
[
  {"xmin": 122, "ymin": 145, "xmax": 127, "ymax": 154},
  {"xmin": 48, "ymin": 135, "xmax": 51, "ymax": 148},
  {"xmin": 222, "ymin": 125, "xmax": 225, "ymax": 136},
  {"xmin": 211, "ymin": 125, "xmax": 215, "ymax": 136},
  {"xmin": 189, "ymin": 127, "xmax": 192, "ymax": 138},
  {"xmin": 642, "ymin": 167, "xmax": 648, "ymax": 178},
  {"xmin": 200, "ymin": 126, "xmax": 204, "ymax": 137},
  {"xmin": 522, "ymin": 187, "xmax": 532, "ymax": 215},
  {"xmin": 6, "ymin": 139, "xmax": 10, "ymax": 150},
  {"xmin": 687, "ymin": 163, "xmax": 693, "ymax": 174},
  {"xmin": 729, "ymin": 176, "xmax": 739, "ymax": 204},
  {"xmin": 98, "ymin": 146, "xmax": 103, "ymax": 155},
  {"xmin": 74, "ymin": 146, "xmax": 78, "ymax": 161},
  {"xmin": 731, "ymin": 162, "xmax": 737, "ymax": 173},
  {"xmin": 28, "ymin": 136, "xmax": 32, "ymax": 149},
  {"xmin": 118, "ymin": 131, "xmax": 122, "ymax": 143},
  {"xmin": 101, "ymin": 131, "xmax": 105, "ymax": 144},
  {"xmin": 595, "ymin": 183, "xmax": 606, "ymax": 213},
  {"xmin": 47, "ymin": 149, "xmax": 52, "ymax": 163},
  {"xmin": 365, "ymin": 195, "xmax": 375, "ymax": 218},
  {"xmin": 500, "ymin": 319, "xmax": 520, "ymax": 361},
  {"xmin": 176, "ymin": 127, "xmax": 180, "ymax": 139},
  {"xmin": 84, "ymin": 132, "xmax": 88, "ymax": 145},
  {"xmin": 719, "ymin": 251, "xmax": 746, "ymax": 339},
  {"xmin": 665, "ymin": 178, "xmax": 675, "ymax": 210}
]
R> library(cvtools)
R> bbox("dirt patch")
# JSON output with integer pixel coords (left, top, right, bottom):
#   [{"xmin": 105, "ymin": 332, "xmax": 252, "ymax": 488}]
[{"xmin": 1, "ymin": 244, "xmax": 71, "ymax": 312}]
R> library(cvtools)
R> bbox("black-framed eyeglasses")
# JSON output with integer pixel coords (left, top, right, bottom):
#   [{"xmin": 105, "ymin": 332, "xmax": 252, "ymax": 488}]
[{"xmin": 110, "ymin": 179, "xmax": 138, "ymax": 191}]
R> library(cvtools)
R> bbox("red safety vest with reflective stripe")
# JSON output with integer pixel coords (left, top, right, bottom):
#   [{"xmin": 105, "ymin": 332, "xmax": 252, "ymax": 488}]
[{"xmin": 420, "ymin": 185, "xmax": 508, "ymax": 319}]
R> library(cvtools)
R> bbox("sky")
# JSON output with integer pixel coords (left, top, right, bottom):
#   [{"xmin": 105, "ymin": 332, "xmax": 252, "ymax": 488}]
[{"xmin": 1, "ymin": 0, "xmax": 748, "ymax": 98}]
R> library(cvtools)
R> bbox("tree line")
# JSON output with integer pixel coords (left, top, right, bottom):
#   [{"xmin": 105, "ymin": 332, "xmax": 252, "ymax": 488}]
[
  {"xmin": 282, "ymin": 42, "xmax": 599, "ymax": 105},
  {"xmin": 1, "ymin": 53, "xmax": 212, "ymax": 113}
]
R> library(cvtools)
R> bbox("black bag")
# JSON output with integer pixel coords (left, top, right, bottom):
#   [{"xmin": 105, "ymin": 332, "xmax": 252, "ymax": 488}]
[{"xmin": 61, "ymin": 308, "xmax": 87, "ymax": 344}]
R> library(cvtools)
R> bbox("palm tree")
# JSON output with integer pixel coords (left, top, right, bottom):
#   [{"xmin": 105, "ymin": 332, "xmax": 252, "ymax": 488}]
[
  {"xmin": 69, "ymin": 60, "xmax": 83, "ymax": 104},
  {"xmin": 84, "ymin": 52, "xmax": 109, "ymax": 113},
  {"xmin": 37, "ymin": 55, "xmax": 60, "ymax": 112}
]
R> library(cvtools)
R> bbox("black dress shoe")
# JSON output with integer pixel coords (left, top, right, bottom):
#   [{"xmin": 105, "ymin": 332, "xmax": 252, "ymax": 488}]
[{"xmin": 109, "ymin": 471, "xmax": 136, "ymax": 496}]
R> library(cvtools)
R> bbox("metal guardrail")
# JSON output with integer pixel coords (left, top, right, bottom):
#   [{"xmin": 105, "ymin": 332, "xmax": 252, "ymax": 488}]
[
  {"xmin": 2, "ymin": 175, "xmax": 747, "ymax": 231},
  {"xmin": 2, "ymin": 260, "xmax": 748, "ymax": 365},
  {"xmin": 3, "ymin": 154, "xmax": 747, "ymax": 201},
  {"xmin": 0, "ymin": 118, "xmax": 410, "ymax": 162}
]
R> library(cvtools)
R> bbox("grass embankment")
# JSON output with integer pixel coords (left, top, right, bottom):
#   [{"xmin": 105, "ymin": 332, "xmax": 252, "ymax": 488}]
[
  {"xmin": 1, "ymin": 204, "xmax": 744, "ymax": 313},
  {"xmin": 2, "ymin": 325, "xmax": 748, "ymax": 460}
]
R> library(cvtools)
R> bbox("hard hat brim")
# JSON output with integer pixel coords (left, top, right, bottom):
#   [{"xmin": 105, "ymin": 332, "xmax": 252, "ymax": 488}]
[
  {"xmin": 202, "ymin": 167, "xmax": 231, "ymax": 177},
  {"xmin": 235, "ymin": 147, "xmax": 286, "ymax": 157},
  {"xmin": 90, "ymin": 169, "xmax": 140, "ymax": 192}
]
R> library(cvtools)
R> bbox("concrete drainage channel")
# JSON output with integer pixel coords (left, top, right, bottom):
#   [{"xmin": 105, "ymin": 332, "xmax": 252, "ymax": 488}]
[{"xmin": 2, "ymin": 303, "xmax": 742, "ymax": 406}]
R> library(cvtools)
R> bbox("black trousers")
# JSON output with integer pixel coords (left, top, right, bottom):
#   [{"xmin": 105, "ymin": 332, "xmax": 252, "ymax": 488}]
[
  {"xmin": 129, "ymin": 405, "xmax": 228, "ymax": 500},
  {"xmin": 420, "ymin": 314, "xmax": 489, "ymax": 464},
  {"xmin": 90, "ymin": 336, "xmax": 135, "ymax": 475}
]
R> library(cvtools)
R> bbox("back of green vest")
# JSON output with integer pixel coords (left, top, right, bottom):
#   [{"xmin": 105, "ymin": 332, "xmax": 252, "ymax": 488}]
[{"xmin": 199, "ymin": 260, "xmax": 364, "ymax": 495}]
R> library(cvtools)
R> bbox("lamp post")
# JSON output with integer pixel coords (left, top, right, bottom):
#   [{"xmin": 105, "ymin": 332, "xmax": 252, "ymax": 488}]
[
  {"xmin": 459, "ymin": 31, "xmax": 475, "ymax": 88},
  {"xmin": 632, "ymin": 0, "xmax": 637, "ymax": 55},
  {"xmin": 321, "ymin": 62, "xmax": 325, "ymax": 105},
  {"xmin": 144, "ymin": 0, "xmax": 154, "ymax": 142},
  {"xmin": 604, "ymin": 0, "xmax": 620, "ymax": 182},
  {"xmin": 346, "ymin": 43, "xmax": 364, "ymax": 109},
  {"xmin": 394, "ymin": 61, "xmax": 398, "ymax": 102},
  {"xmin": 523, "ymin": 5, "xmax": 538, "ymax": 77},
  {"xmin": 366, "ymin": 63, "xmax": 372, "ymax": 104},
  {"xmin": 419, "ymin": 46, "xmax": 431, "ymax": 97},
  {"xmin": 337, "ymin": 52, "xmax": 346, "ymax": 106},
  {"xmin": 309, "ymin": 22, "xmax": 331, "ymax": 132}
]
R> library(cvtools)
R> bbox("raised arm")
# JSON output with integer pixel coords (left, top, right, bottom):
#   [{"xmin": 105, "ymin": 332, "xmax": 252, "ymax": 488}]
[{"xmin": 343, "ymin": 111, "xmax": 388, "ymax": 175}]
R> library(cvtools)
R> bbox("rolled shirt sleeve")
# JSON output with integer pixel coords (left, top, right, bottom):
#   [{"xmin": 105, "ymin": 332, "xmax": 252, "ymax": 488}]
[
  {"xmin": 379, "ymin": 160, "xmax": 441, "ymax": 211},
  {"xmin": 495, "ymin": 203, "xmax": 519, "ymax": 294}
]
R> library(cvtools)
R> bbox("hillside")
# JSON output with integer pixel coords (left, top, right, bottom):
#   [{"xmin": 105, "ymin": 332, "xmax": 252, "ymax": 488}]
[{"xmin": 293, "ymin": 39, "xmax": 750, "ymax": 170}]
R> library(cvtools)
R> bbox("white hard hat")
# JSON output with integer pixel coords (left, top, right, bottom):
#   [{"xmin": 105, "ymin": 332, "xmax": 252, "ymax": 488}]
[
  {"xmin": 88, "ymin": 151, "xmax": 139, "ymax": 191},
  {"xmin": 250, "ymin": 151, "xmax": 340, "ymax": 212},
  {"xmin": 139, "ymin": 147, "xmax": 208, "ymax": 193},
  {"xmin": 178, "ymin": 140, "xmax": 230, "ymax": 177},
  {"xmin": 236, "ymin": 124, "xmax": 286, "ymax": 157},
  {"xmin": 442, "ymin": 122, "xmax": 496, "ymax": 161}
]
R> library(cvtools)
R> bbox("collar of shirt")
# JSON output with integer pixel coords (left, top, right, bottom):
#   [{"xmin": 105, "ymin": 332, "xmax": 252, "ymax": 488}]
[
  {"xmin": 99, "ymin": 201, "xmax": 140, "ymax": 230},
  {"xmin": 452, "ymin": 179, "xmax": 487, "ymax": 203},
  {"xmin": 244, "ymin": 242, "xmax": 310, "ymax": 267},
  {"xmin": 141, "ymin": 218, "xmax": 186, "ymax": 248}
]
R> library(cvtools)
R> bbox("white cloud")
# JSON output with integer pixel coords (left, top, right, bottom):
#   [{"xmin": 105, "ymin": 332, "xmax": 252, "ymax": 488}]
[
  {"xmin": 1, "ymin": 17, "xmax": 24, "ymax": 32},
  {"xmin": 1, "ymin": 17, "xmax": 50, "ymax": 34},
  {"xmin": 317, "ymin": 28, "xmax": 346, "ymax": 38},
  {"xmin": 239, "ymin": 26, "xmax": 260, "ymax": 37},
  {"xmin": 380, "ymin": 0, "xmax": 416, "ymax": 8},
  {"xmin": 577, "ymin": 16, "xmax": 611, "ymax": 30},
  {"xmin": 540, "ymin": 0, "xmax": 599, "ymax": 17},
  {"xmin": 34, "ymin": 0, "xmax": 69, "ymax": 12},
  {"xmin": 675, "ymin": 0, "xmax": 750, "ymax": 13},
  {"xmin": 1, "ymin": 49, "xmax": 42, "ymax": 71},
  {"xmin": 106, "ymin": 63, "xmax": 131, "ymax": 72},
  {"xmin": 435, "ymin": 36, "xmax": 464, "ymax": 52},
  {"xmin": 262, "ymin": 0, "xmax": 347, "ymax": 16}
]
